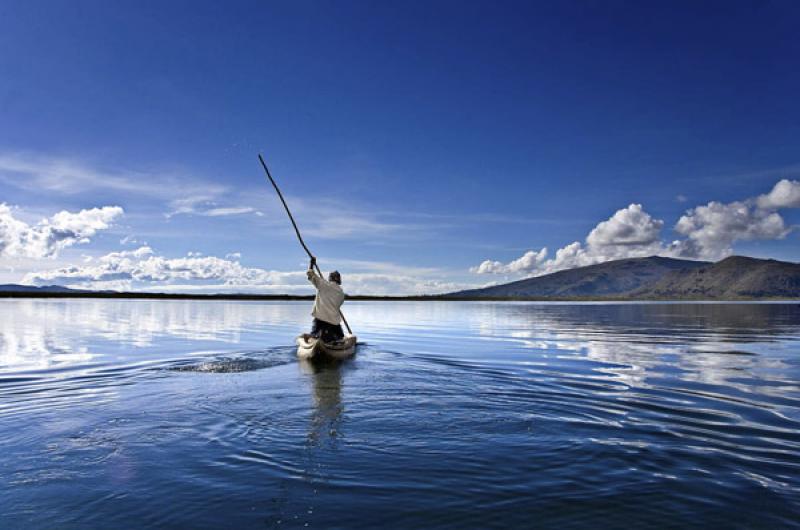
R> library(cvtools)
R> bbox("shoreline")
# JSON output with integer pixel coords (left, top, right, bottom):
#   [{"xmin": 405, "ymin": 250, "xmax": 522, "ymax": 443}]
[{"xmin": 1, "ymin": 291, "xmax": 798, "ymax": 302}]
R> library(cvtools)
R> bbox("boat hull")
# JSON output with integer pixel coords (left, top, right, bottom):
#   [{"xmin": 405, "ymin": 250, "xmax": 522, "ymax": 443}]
[{"xmin": 296, "ymin": 335, "xmax": 357, "ymax": 360}]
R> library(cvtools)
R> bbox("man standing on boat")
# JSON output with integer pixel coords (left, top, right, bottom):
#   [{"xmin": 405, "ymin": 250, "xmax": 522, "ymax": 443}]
[{"xmin": 306, "ymin": 257, "xmax": 345, "ymax": 342}]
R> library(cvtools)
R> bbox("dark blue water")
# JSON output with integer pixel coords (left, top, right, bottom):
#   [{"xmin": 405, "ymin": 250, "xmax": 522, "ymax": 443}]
[{"xmin": 1, "ymin": 300, "xmax": 799, "ymax": 528}]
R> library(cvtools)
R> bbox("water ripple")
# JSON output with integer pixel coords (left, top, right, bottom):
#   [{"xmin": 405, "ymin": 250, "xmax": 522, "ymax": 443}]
[{"xmin": 1, "ymin": 301, "xmax": 800, "ymax": 528}]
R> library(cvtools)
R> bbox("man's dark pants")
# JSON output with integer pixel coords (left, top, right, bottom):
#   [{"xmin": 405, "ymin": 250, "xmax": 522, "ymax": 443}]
[{"xmin": 310, "ymin": 318, "xmax": 344, "ymax": 342}]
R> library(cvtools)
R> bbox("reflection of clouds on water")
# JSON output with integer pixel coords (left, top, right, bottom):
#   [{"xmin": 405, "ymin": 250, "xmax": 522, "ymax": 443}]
[
  {"xmin": 0, "ymin": 299, "xmax": 307, "ymax": 371},
  {"xmin": 470, "ymin": 303, "xmax": 800, "ymax": 390},
  {"xmin": 0, "ymin": 304, "xmax": 95, "ymax": 370},
  {"xmin": 2, "ymin": 298, "xmax": 798, "ymax": 395},
  {"xmin": 504, "ymin": 327, "xmax": 757, "ymax": 388}
]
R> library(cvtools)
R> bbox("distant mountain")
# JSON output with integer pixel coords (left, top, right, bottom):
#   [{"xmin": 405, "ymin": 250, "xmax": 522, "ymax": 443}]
[
  {"xmin": 3, "ymin": 256, "xmax": 799, "ymax": 300},
  {"xmin": 452, "ymin": 256, "xmax": 709, "ymax": 298},
  {"xmin": 0, "ymin": 284, "xmax": 83, "ymax": 293},
  {"xmin": 450, "ymin": 256, "xmax": 800, "ymax": 299},
  {"xmin": 634, "ymin": 256, "xmax": 800, "ymax": 299}
]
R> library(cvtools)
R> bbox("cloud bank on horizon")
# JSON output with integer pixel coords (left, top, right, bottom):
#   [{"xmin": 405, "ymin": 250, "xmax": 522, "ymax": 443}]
[
  {"xmin": 4, "ymin": 176, "xmax": 797, "ymax": 295},
  {"xmin": 473, "ymin": 179, "xmax": 800, "ymax": 277},
  {"xmin": 20, "ymin": 245, "xmax": 464, "ymax": 296}
]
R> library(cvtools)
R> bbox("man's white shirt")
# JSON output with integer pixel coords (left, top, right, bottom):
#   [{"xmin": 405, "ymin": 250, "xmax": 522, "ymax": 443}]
[{"xmin": 307, "ymin": 269, "xmax": 345, "ymax": 324}]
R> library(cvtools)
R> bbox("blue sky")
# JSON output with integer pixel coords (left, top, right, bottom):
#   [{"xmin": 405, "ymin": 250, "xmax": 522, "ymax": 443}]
[{"xmin": 1, "ymin": 1, "xmax": 799, "ymax": 294}]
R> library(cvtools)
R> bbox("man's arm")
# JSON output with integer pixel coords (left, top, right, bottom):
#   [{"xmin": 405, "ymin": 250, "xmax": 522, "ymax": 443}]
[{"xmin": 307, "ymin": 256, "xmax": 321, "ymax": 287}]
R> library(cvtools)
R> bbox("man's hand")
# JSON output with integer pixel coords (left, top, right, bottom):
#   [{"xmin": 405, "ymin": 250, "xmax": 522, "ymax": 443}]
[{"xmin": 309, "ymin": 256, "xmax": 317, "ymax": 269}]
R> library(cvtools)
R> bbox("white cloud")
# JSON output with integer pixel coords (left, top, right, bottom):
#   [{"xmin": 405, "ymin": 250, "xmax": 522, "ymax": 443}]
[
  {"xmin": 674, "ymin": 200, "xmax": 789, "ymax": 260},
  {"xmin": 166, "ymin": 196, "xmax": 258, "ymax": 218},
  {"xmin": 22, "ymin": 246, "xmax": 472, "ymax": 295},
  {"xmin": 757, "ymin": 179, "xmax": 800, "ymax": 209},
  {"xmin": 471, "ymin": 249, "xmax": 548, "ymax": 274},
  {"xmin": 473, "ymin": 178, "xmax": 800, "ymax": 276},
  {"xmin": 473, "ymin": 204, "xmax": 668, "ymax": 276},
  {"xmin": 166, "ymin": 196, "xmax": 214, "ymax": 217},
  {"xmin": 0, "ymin": 204, "xmax": 123, "ymax": 259},
  {"xmin": 547, "ymin": 205, "xmax": 668, "ymax": 271},
  {"xmin": 586, "ymin": 204, "xmax": 663, "ymax": 248},
  {"xmin": 205, "ymin": 207, "xmax": 256, "ymax": 216},
  {"xmin": 23, "ymin": 246, "xmax": 291, "ymax": 287}
]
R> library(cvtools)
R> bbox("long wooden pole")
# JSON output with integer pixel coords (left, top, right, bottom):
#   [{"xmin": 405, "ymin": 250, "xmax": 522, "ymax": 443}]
[{"xmin": 258, "ymin": 154, "xmax": 353, "ymax": 335}]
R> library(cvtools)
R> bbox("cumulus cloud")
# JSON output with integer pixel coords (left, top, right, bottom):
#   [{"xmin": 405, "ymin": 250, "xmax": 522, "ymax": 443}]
[
  {"xmin": 473, "ymin": 178, "xmax": 800, "ymax": 276},
  {"xmin": 586, "ymin": 204, "xmax": 663, "ymax": 248},
  {"xmin": 0, "ymin": 204, "xmax": 123, "ymax": 259},
  {"xmin": 471, "ymin": 249, "xmax": 548, "ymax": 274},
  {"xmin": 757, "ymin": 179, "xmax": 800, "ymax": 209},
  {"xmin": 674, "ymin": 200, "xmax": 789, "ymax": 260},
  {"xmin": 22, "ymin": 247, "xmax": 469, "ymax": 295},
  {"xmin": 23, "ymin": 246, "xmax": 281, "ymax": 287},
  {"xmin": 472, "ymin": 204, "xmax": 668, "ymax": 276},
  {"xmin": 550, "ymin": 204, "xmax": 669, "ymax": 271}
]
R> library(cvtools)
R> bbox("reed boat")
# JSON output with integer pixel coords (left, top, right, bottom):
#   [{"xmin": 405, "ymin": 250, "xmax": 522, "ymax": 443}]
[{"xmin": 296, "ymin": 334, "xmax": 357, "ymax": 360}]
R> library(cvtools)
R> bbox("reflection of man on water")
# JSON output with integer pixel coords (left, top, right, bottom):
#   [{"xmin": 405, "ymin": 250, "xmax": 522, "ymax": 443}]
[
  {"xmin": 305, "ymin": 257, "xmax": 345, "ymax": 342},
  {"xmin": 300, "ymin": 359, "xmax": 344, "ymax": 447}
]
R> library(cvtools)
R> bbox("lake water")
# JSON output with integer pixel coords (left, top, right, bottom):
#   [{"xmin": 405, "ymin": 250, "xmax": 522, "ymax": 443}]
[{"xmin": 1, "ymin": 299, "xmax": 799, "ymax": 529}]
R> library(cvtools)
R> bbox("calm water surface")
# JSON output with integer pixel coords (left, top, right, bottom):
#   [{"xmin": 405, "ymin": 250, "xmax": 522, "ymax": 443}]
[{"xmin": 1, "ymin": 300, "xmax": 799, "ymax": 528}]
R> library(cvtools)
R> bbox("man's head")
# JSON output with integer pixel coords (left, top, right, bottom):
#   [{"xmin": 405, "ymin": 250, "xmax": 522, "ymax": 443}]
[{"xmin": 328, "ymin": 270, "xmax": 341, "ymax": 285}]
